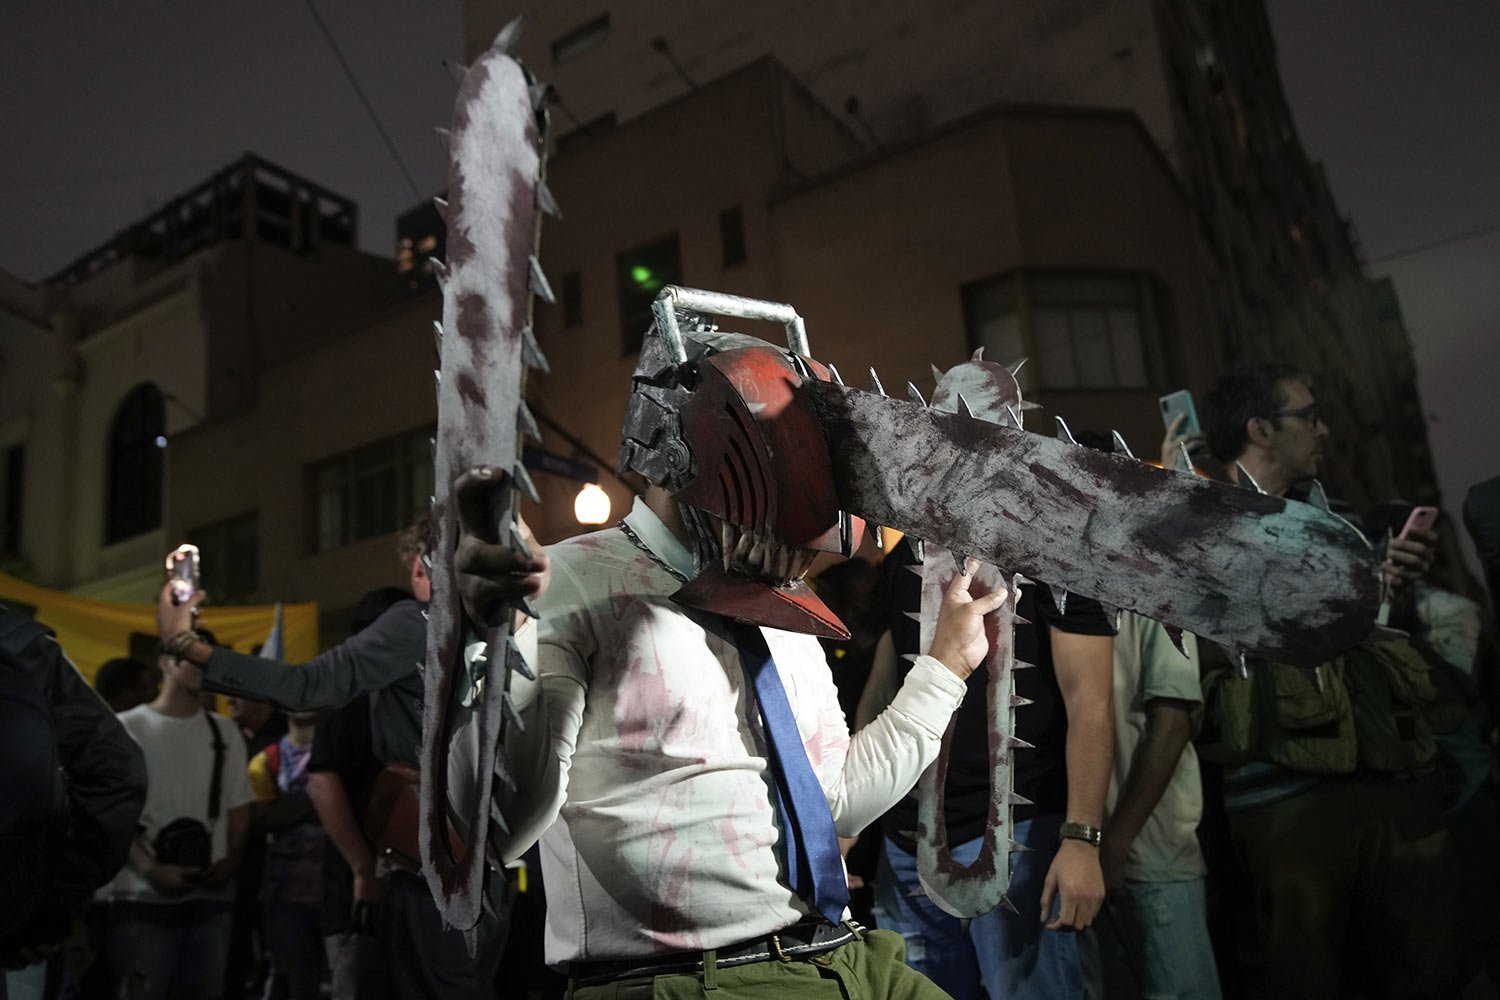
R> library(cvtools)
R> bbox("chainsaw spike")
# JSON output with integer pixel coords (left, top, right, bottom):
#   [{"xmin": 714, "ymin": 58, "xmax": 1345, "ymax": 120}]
[
  {"xmin": 1018, "ymin": 400, "xmax": 1042, "ymax": 411},
  {"xmin": 434, "ymin": 126, "xmax": 452, "ymax": 150},
  {"xmin": 536, "ymin": 180, "xmax": 562, "ymax": 220},
  {"xmin": 900, "ymin": 653, "xmax": 920, "ymax": 663},
  {"xmin": 971, "ymin": 346, "xmax": 985, "ymax": 362},
  {"xmin": 421, "ymin": 552, "xmax": 433, "ymax": 570},
  {"xmin": 432, "ymin": 320, "xmax": 443, "ymax": 353},
  {"xmin": 432, "ymin": 196, "xmax": 449, "ymax": 221},
  {"xmin": 1004, "ymin": 404, "xmax": 1023, "ymax": 427},
  {"xmin": 501, "ymin": 692, "xmax": 526, "ymax": 734},
  {"xmin": 903, "ymin": 611, "xmax": 922, "ymax": 623},
  {"xmin": 430, "ymin": 257, "xmax": 448, "ymax": 280},
  {"xmin": 444, "ymin": 60, "xmax": 468, "ymax": 84},
  {"xmin": 516, "ymin": 401, "xmax": 541, "ymax": 441},
  {"xmin": 930, "ymin": 363, "xmax": 945, "ymax": 385},
  {"xmin": 1110, "ymin": 430, "xmax": 1137, "ymax": 460},
  {"xmin": 513, "ymin": 462, "xmax": 541, "ymax": 504},
  {"xmin": 868, "ymin": 368, "xmax": 887, "ymax": 396},
  {"xmin": 528, "ymin": 255, "xmax": 556, "ymax": 304},
  {"xmin": 1236, "ymin": 652, "xmax": 1249, "ymax": 678},
  {"xmin": 826, "ymin": 363, "xmax": 845, "ymax": 386},
  {"xmin": 1367, "ymin": 624, "xmax": 1408, "ymax": 643},
  {"xmin": 1055, "ymin": 415, "xmax": 1079, "ymax": 445},
  {"xmin": 1174, "ymin": 440, "xmax": 1196, "ymax": 473},
  {"xmin": 528, "ymin": 82, "xmax": 554, "ymax": 111},
  {"xmin": 509, "ymin": 522, "xmax": 533, "ymax": 560},
  {"xmin": 1236, "ymin": 463, "xmax": 1267, "ymax": 494},
  {"xmin": 518, "ymin": 596, "xmax": 541, "ymax": 621},
  {"xmin": 1009, "ymin": 735, "xmax": 1036, "ymax": 750},
  {"xmin": 1010, "ymin": 694, "xmax": 1035, "ymax": 708},
  {"xmin": 1056, "ymin": 588, "xmax": 1069, "ymax": 616},
  {"xmin": 1010, "ymin": 791, "xmax": 1034, "ymax": 807},
  {"xmin": 906, "ymin": 381, "xmax": 928, "ymax": 406},
  {"xmin": 1012, "ymin": 614, "xmax": 1032, "ymax": 626},
  {"xmin": 520, "ymin": 325, "xmax": 550, "ymax": 373},
  {"xmin": 1008, "ymin": 841, "xmax": 1032, "ymax": 855},
  {"xmin": 955, "ymin": 393, "xmax": 975, "ymax": 418},
  {"xmin": 1007, "ymin": 357, "xmax": 1028, "ymax": 376},
  {"xmin": 506, "ymin": 634, "xmax": 536, "ymax": 681},
  {"xmin": 492, "ymin": 15, "xmax": 526, "ymax": 54},
  {"xmin": 1165, "ymin": 625, "xmax": 1191, "ymax": 659},
  {"xmin": 1013, "ymin": 659, "xmax": 1037, "ymax": 670},
  {"xmin": 904, "ymin": 564, "xmax": 925, "ymax": 577},
  {"xmin": 999, "ymin": 895, "xmax": 1022, "ymax": 915}
]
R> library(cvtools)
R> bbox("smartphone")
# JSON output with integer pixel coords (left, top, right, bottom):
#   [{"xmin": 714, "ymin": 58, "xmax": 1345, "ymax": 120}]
[
  {"xmin": 1159, "ymin": 390, "xmax": 1200, "ymax": 436},
  {"xmin": 1397, "ymin": 506, "xmax": 1438, "ymax": 541},
  {"xmin": 165, "ymin": 544, "xmax": 201, "ymax": 606}
]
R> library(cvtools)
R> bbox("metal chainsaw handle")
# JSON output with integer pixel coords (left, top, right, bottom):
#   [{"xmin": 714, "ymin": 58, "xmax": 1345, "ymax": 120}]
[{"xmin": 651, "ymin": 285, "xmax": 810, "ymax": 364}]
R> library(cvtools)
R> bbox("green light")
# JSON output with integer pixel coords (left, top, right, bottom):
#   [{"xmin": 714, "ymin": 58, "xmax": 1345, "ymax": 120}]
[{"xmin": 630, "ymin": 264, "xmax": 653, "ymax": 286}]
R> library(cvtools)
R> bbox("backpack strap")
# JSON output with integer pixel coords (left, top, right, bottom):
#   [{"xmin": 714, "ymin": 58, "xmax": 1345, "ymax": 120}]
[{"xmin": 204, "ymin": 711, "xmax": 227, "ymax": 821}]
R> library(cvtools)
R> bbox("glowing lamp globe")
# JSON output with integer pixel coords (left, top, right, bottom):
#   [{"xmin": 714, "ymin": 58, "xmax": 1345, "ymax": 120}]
[{"xmin": 574, "ymin": 483, "xmax": 611, "ymax": 525}]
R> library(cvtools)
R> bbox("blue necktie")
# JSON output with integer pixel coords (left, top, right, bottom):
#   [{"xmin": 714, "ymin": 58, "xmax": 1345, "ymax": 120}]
[{"xmin": 730, "ymin": 622, "xmax": 850, "ymax": 926}]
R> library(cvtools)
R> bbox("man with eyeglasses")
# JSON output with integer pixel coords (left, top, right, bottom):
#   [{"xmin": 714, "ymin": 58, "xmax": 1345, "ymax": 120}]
[{"xmin": 1196, "ymin": 363, "xmax": 1455, "ymax": 998}]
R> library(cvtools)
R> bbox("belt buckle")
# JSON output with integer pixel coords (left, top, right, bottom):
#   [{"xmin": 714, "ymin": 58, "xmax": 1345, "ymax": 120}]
[{"xmin": 770, "ymin": 933, "xmax": 790, "ymax": 962}]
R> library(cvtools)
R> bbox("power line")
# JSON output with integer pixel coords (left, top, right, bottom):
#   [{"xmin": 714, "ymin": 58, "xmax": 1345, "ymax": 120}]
[
  {"xmin": 301, "ymin": 0, "xmax": 423, "ymax": 203},
  {"xmin": 1366, "ymin": 221, "xmax": 1500, "ymax": 265}
]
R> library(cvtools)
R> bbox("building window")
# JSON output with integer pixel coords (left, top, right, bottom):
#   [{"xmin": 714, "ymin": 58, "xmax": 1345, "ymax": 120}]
[
  {"xmin": 188, "ymin": 512, "xmax": 259, "ymax": 603},
  {"xmin": 617, "ymin": 233, "xmax": 682, "ymax": 354},
  {"xmin": 961, "ymin": 276, "xmax": 1033, "ymax": 393},
  {"xmin": 719, "ymin": 207, "xmax": 746, "ymax": 267},
  {"xmin": 1, "ymin": 444, "xmax": 22, "ymax": 557},
  {"xmin": 105, "ymin": 383, "xmax": 165, "ymax": 544},
  {"xmin": 1030, "ymin": 275, "xmax": 1149, "ymax": 389},
  {"xmin": 561, "ymin": 270, "xmax": 584, "ymax": 327},
  {"xmin": 551, "ymin": 14, "xmax": 611, "ymax": 64},
  {"xmin": 962, "ymin": 272, "xmax": 1155, "ymax": 392},
  {"xmin": 556, "ymin": 112, "xmax": 617, "ymax": 155},
  {"xmin": 306, "ymin": 426, "xmax": 435, "ymax": 553}
]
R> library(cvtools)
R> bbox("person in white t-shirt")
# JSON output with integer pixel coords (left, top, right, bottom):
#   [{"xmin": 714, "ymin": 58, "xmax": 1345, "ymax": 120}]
[
  {"xmin": 1094, "ymin": 612, "xmax": 1219, "ymax": 999},
  {"xmin": 103, "ymin": 646, "xmax": 255, "ymax": 1000}
]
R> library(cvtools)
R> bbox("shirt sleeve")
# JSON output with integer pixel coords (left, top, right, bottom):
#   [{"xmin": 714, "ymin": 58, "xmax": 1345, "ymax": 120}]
[
  {"xmin": 248, "ymin": 750, "xmax": 277, "ymax": 802},
  {"xmin": 819, "ymin": 652, "xmax": 967, "ymax": 837},
  {"xmin": 454, "ymin": 549, "xmax": 590, "ymax": 864},
  {"xmin": 1135, "ymin": 618, "xmax": 1203, "ymax": 706},
  {"xmin": 1033, "ymin": 584, "xmax": 1117, "ymax": 636},
  {"xmin": 203, "ymin": 601, "xmax": 426, "ymax": 711}
]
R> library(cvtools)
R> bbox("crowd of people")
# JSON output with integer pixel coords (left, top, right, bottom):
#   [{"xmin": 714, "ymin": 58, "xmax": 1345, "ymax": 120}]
[{"xmin": 3, "ymin": 358, "xmax": 1499, "ymax": 1000}]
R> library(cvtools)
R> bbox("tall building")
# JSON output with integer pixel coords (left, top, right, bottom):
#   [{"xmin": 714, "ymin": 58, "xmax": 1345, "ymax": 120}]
[
  {"xmin": 0, "ymin": 155, "xmax": 412, "ymax": 611},
  {"xmin": 468, "ymin": 0, "xmax": 1441, "ymax": 519}
]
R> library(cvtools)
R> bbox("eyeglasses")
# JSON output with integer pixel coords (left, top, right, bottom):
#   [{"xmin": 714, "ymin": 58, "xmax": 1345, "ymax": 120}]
[{"xmin": 1265, "ymin": 403, "xmax": 1321, "ymax": 425}]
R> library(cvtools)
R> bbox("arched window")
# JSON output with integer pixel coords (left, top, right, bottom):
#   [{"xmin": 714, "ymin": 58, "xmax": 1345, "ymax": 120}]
[{"xmin": 105, "ymin": 383, "xmax": 165, "ymax": 544}]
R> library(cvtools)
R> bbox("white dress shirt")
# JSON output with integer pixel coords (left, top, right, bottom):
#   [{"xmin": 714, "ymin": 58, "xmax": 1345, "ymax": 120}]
[{"xmin": 493, "ymin": 498, "xmax": 966, "ymax": 964}]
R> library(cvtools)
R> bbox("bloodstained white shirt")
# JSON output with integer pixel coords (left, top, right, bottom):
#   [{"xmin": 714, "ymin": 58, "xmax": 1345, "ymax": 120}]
[{"xmin": 493, "ymin": 498, "xmax": 966, "ymax": 965}]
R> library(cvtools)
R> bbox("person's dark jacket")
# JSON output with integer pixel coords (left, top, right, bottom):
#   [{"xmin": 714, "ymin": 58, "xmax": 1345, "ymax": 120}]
[{"xmin": 0, "ymin": 611, "xmax": 147, "ymax": 950}]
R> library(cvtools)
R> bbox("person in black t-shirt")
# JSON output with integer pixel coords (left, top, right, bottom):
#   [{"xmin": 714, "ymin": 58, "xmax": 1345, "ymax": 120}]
[{"xmin": 856, "ymin": 538, "xmax": 1115, "ymax": 1000}]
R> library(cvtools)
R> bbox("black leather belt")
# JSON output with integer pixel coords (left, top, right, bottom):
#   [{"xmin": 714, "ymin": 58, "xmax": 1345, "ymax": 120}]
[{"xmin": 566, "ymin": 918, "xmax": 864, "ymax": 986}]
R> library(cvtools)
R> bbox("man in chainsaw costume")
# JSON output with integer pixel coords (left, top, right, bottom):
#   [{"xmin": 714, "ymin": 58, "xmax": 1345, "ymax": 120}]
[{"xmin": 454, "ymin": 316, "xmax": 1002, "ymax": 998}]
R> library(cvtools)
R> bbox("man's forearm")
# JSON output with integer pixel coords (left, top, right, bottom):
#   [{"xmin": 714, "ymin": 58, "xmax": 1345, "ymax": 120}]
[
  {"xmin": 1052, "ymin": 630, "xmax": 1114, "ymax": 826},
  {"xmin": 1106, "ymin": 700, "xmax": 1193, "ymax": 850},
  {"xmin": 308, "ymin": 772, "xmax": 375, "ymax": 875}
]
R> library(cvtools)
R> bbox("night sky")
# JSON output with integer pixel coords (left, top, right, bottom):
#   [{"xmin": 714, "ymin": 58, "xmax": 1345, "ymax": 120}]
[{"xmin": 2, "ymin": 2, "xmax": 1494, "ymax": 577}]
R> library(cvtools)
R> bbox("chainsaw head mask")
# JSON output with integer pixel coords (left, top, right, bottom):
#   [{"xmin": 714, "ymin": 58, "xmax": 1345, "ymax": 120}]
[{"xmin": 618, "ymin": 288, "xmax": 862, "ymax": 638}]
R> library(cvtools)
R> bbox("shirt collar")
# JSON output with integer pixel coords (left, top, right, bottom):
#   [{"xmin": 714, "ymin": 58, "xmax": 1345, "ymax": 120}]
[{"xmin": 623, "ymin": 496, "xmax": 696, "ymax": 579}]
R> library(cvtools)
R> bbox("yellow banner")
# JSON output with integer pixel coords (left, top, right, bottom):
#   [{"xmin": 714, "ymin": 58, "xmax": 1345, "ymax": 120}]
[{"xmin": 0, "ymin": 572, "xmax": 318, "ymax": 684}]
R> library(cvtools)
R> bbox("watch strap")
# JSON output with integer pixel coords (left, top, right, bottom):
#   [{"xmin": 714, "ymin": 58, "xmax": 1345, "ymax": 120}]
[{"xmin": 1058, "ymin": 821, "xmax": 1102, "ymax": 847}]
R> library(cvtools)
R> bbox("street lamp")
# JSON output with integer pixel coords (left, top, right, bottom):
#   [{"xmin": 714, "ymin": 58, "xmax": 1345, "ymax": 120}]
[{"xmin": 574, "ymin": 483, "xmax": 611, "ymax": 525}]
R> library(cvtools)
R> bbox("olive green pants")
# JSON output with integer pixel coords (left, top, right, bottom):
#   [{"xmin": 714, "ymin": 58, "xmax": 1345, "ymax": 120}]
[{"xmin": 566, "ymin": 928, "xmax": 949, "ymax": 1000}]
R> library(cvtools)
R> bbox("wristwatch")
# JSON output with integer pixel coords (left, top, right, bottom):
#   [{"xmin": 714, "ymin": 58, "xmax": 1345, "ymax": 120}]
[{"xmin": 1058, "ymin": 821, "xmax": 1102, "ymax": 848}]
